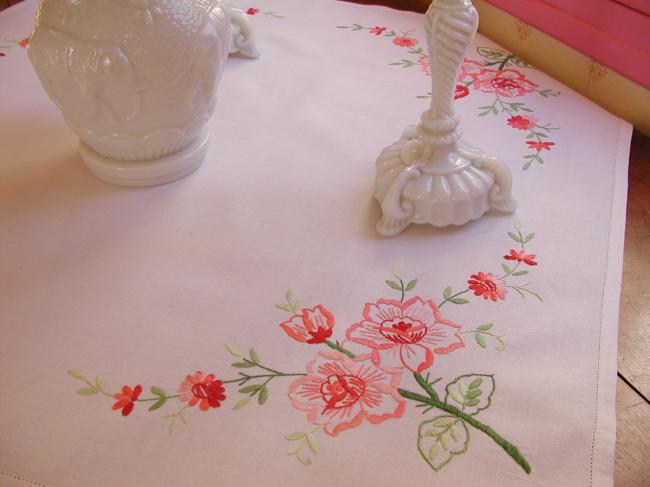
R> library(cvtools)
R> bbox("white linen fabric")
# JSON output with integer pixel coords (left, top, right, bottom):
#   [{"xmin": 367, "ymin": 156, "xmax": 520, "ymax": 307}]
[{"xmin": 0, "ymin": 1, "xmax": 630, "ymax": 486}]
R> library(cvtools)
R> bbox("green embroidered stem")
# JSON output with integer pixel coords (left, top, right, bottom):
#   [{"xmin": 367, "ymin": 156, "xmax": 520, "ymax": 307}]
[
  {"xmin": 458, "ymin": 330, "xmax": 506, "ymax": 351},
  {"xmin": 497, "ymin": 54, "xmax": 514, "ymax": 70},
  {"xmin": 398, "ymin": 389, "xmax": 531, "ymax": 474},
  {"xmin": 324, "ymin": 340, "xmax": 356, "ymax": 359},
  {"xmin": 413, "ymin": 373, "xmax": 440, "ymax": 401},
  {"xmin": 438, "ymin": 290, "xmax": 469, "ymax": 308},
  {"xmin": 136, "ymin": 373, "xmax": 306, "ymax": 404}
]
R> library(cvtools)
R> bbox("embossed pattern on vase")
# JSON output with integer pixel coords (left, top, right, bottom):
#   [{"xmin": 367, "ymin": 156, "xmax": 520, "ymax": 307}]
[{"xmin": 29, "ymin": 0, "xmax": 231, "ymax": 160}]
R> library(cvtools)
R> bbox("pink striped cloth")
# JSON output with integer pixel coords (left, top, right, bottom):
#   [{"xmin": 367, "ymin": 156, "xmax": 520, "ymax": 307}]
[{"xmin": 485, "ymin": 0, "xmax": 650, "ymax": 89}]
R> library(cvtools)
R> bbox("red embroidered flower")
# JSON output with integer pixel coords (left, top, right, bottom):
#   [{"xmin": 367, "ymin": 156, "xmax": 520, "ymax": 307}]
[
  {"xmin": 468, "ymin": 272, "xmax": 507, "ymax": 301},
  {"xmin": 471, "ymin": 68, "xmax": 539, "ymax": 97},
  {"xmin": 18, "ymin": 38, "xmax": 29, "ymax": 49},
  {"xmin": 246, "ymin": 8, "xmax": 259, "ymax": 15},
  {"xmin": 178, "ymin": 372, "xmax": 226, "ymax": 411},
  {"xmin": 112, "ymin": 384, "xmax": 142, "ymax": 416},
  {"xmin": 288, "ymin": 351, "xmax": 406, "ymax": 436},
  {"xmin": 392, "ymin": 36, "xmax": 418, "ymax": 47},
  {"xmin": 346, "ymin": 296, "xmax": 464, "ymax": 373},
  {"xmin": 507, "ymin": 115, "xmax": 537, "ymax": 130},
  {"xmin": 526, "ymin": 141, "xmax": 555, "ymax": 151},
  {"xmin": 504, "ymin": 249, "xmax": 538, "ymax": 266},
  {"xmin": 455, "ymin": 85, "xmax": 470, "ymax": 100},
  {"xmin": 418, "ymin": 55, "xmax": 431, "ymax": 76},
  {"xmin": 369, "ymin": 26, "xmax": 386, "ymax": 36},
  {"xmin": 280, "ymin": 305, "xmax": 334, "ymax": 344},
  {"xmin": 0, "ymin": 52, "xmax": 5, "ymax": 57}
]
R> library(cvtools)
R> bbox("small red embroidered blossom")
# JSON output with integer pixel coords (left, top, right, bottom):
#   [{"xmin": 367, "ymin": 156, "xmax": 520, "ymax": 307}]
[
  {"xmin": 179, "ymin": 372, "xmax": 226, "ymax": 411},
  {"xmin": 507, "ymin": 115, "xmax": 537, "ymax": 130},
  {"xmin": 0, "ymin": 52, "xmax": 5, "ymax": 57},
  {"xmin": 280, "ymin": 305, "xmax": 334, "ymax": 344},
  {"xmin": 526, "ymin": 141, "xmax": 555, "ymax": 151},
  {"xmin": 504, "ymin": 249, "xmax": 538, "ymax": 266},
  {"xmin": 112, "ymin": 384, "xmax": 142, "ymax": 416},
  {"xmin": 369, "ymin": 26, "xmax": 386, "ymax": 36},
  {"xmin": 455, "ymin": 85, "xmax": 470, "ymax": 100},
  {"xmin": 18, "ymin": 38, "xmax": 29, "ymax": 49},
  {"xmin": 392, "ymin": 36, "xmax": 418, "ymax": 47},
  {"xmin": 468, "ymin": 272, "xmax": 507, "ymax": 302},
  {"xmin": 246, "ymin": 8, "xmax": 259, "ymax": 15}
]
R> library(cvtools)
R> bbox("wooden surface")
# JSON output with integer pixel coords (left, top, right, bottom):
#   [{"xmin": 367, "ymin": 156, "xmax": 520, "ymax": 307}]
[{"xmin": 1, "ymin": 1, "xmax": 648, "ymax": 485}]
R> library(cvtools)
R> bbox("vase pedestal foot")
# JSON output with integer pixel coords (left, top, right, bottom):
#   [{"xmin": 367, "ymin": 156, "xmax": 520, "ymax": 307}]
[{"xmin": 80, "ymin": 128, "xmax": 210, "ymax": 188}]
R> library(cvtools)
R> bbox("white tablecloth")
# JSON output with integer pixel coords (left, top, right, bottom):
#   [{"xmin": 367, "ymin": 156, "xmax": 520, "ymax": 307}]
[{"xmin": 0, "ymin": 1, "xmax": 630, "ymax": 486}]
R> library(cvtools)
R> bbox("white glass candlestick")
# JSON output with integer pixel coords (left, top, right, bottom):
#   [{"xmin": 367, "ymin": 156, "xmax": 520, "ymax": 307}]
[{"xmin": 374, "ymin": 0, "xmax": 516, "ymax": 236}]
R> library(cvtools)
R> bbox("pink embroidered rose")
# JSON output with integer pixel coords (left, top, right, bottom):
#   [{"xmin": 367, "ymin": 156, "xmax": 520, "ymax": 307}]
[
  {"xmin": 418, "ymin": 55, "xmax": 431, "ymax": 76},
  {"xmin": 468, "ymin": 272, "xmax": 507, "ymax": 301},
  {"xmin": 280, "ymin": 305, "xmax": 334, "ymax": 344},
  {"xmin": 471, "ymin": 68, "xmax": 539, "ymax": 97},
  {"xmin": 507, "ymin": 115, "xmax": 537, "ymax": 130},
  {"xmin": 369, "ymin": 26, "xmax": 386, "ymax": 36},
  {"xmin": 526, "ymin": 141, "xmax": 555, "ymax": 151},
  {"xmin": 393, "ymin": 36, "xmax": 418, "ymax": 47},
  {"xmin": 178, "ymin": 371, "xmax": 226, "ymax": 411},
  {"xmin": 457, "ymin": 59, "xmax": 483, "ymax": 83},
  {"xmin": 112, "ymin": 384, "xmax": 142, "ymax": 416},
  {"xmin": 345, "ymin": 297, "xmax": 464, "ymax": 373},
  {"xmin": 288, "ymin": 351, "xmax": 406, "ymax": 436},
  {"xmin": 504, "ymin": 249, "xmax": 537, "ymax": 266}
]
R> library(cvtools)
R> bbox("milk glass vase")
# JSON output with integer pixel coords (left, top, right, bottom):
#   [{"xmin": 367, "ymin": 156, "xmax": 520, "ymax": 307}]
[{"xmin": 28, "ymin": 0, "xmax": 259, "ymax": 187}]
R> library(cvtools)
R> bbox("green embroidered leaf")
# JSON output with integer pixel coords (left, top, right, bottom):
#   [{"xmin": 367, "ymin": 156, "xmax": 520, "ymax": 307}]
[
  {"xmin": 501, "ymin": 264, "xmax": 512, "ymax": 274},
  {"xmin": 417, "ymin": 416, "xmax": 470, "ymax": 472},
  {"xmin": 94, "ymin": 376, "xmax": 104, "ymax": 389},
  {"xmin": 151, "ymin": 386, "xmax": 167, "ymax": 397},
  {"xmin": 385, "ymin": 280, "xmax": 402, "ymax": 291},
  {"xmin": 513, "ymin": 219, "xmax": 522, "ymax": 230},
  {"xmin": 258, "ymin": 386, "xmax": 269, "ymax": 405},
  {"xmin": 239, "ymin": 385, "xmax": 262, "ymax": 394},
  {"xmin": 249, "ymin": 349, "xmax": 260, "ymax": 364},
  {"xmin": 466, "ymin": 389, "xmax": 482, "ymax": 400},
  {"xmin": 405, "ymin": 279, "xmax": 418, "ymax": 291},
  {"xmin": 306, "ymin": 433, "xmax": 319, "ymax": 454},
  {"xmin": 225, "ymin": 344, "xmax": 243, "ymax": 357},
  {"xmin": 148, "ymin": 397, "xmax": 167, "ymax": 411},
  {"xmin": 443, "ymin": 287, "xmax": 452, "ymax": 299},
  {"xmin": 523, "ymin": 160, "xmax": 533, "ymax": 171},
  {"xmin": 508, "ymin": 232, "xmax": 522, "ymax": 243},
  {"xmin": 524, "ymin": 233, "xmax": 535, "ymax": 243},
  {"xmin": 77, "ymin": 387, "xmax": 99, "ymax": 395},
  {"xmin": 477, "ymin": 46, "xmax": 507, "ymax": 59},
  {"xmin": 275, "ymin": 304, "xmax": 293, "ymax": 312},
  {"xmin": 444, "ymin": 374, "xmax": 496, "ymax": 415},
  {"xmin": 67, "ymin": 369, "xmax": 85, "ymax": 380},
  {"xmin": 231, "ymin": 362, "xmax": 256, "ymax": 369},
  {"xmin": 450, "ymin": 298, "xmax": 469, "ymax": 305},
  {"xmin": 285, "ymin": 432, "xmax": 306, "ymax": 441},
  {"xmin": 475, "ymin": 333, "xmax": 487, "ymax": 348},
  {"xmin": 512, "ymin": 270, "xmax": 529, "ymax": 276},
  {"xmin": 476, "ymin": 324, "xmax": 492, "ymax": 332},
  {"xmin": 285, "ymin": 289, "xmax": 294, "ymax": 302},
  {"xmin": 233, "ymin": 396, "xmax": 251, "ymax": 411}
]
